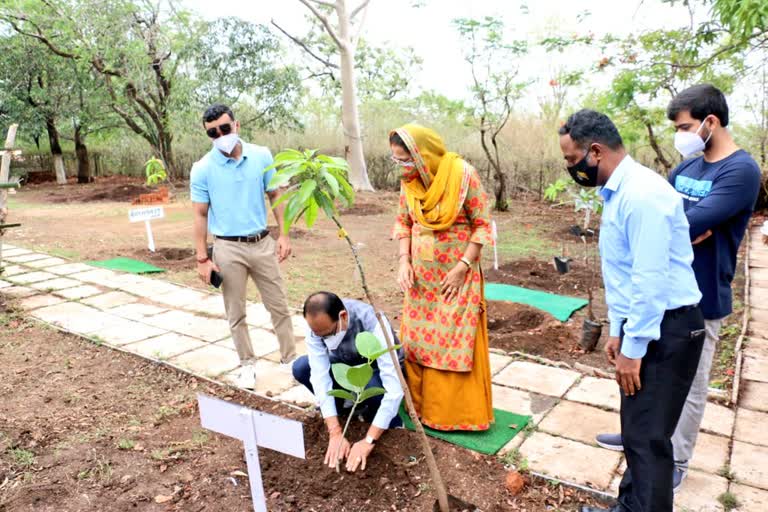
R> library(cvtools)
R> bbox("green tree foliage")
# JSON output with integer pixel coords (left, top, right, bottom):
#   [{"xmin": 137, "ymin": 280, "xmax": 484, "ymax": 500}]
[{"xmin": 193, "ymin": 18, "xmax": 304, "ymax": 131}]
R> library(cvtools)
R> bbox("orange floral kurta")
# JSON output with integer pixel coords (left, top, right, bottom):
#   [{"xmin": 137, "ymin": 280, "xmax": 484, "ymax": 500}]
[{"xmin": 394, "ymin": 164, "xmax": 493, "ymax": 372}]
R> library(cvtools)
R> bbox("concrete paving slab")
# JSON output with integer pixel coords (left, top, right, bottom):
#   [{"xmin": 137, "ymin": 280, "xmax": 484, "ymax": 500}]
[
  {"xmin": 23, "ymin": 257, "xmax": 68, "ymax": 269},
  {"xmin": 743, "ymin": 356, "xmax": 768, "ymax": 383},
  {"xmin": 221, "ymin": 360, "xmax": 296, "ymax": 395},
  {"xmin": 215, "ymin": 327, "xmax": 278, "ymax": 358},
  {"xmin": 89, "ymin": 319, "xmax": 167, "ymax": 346},
  {"xmin": 744, "ymin": 338, "xmax": 768, "ymax": 360},
  {"xmin": 169, "ymin": 344, "xmax": 240, "ymax": 378},
  {"xmin": 730, "ymin": 483, "xmax": 768, "ymax": 511},
  {"xmin": 275, "ymin": 385, "xmax": 315, "ymax": 406},
  {"xmin": 2, "ymin": 248, "xmax": 30, "ymax": 257},
  {"xmin": 732, "ymin": 440, "xmax": 768, "ymax": 490},
  {"xmin": 53, "ymin": 285, "xmax": 103, "ymax": 300},
  {"xmin": 126, "ymin": 333, "xmax": 209, "ymax": 361},
  {"xmin": 29, "ymin": 277, "xmax": 82, "ymax": 291},
  {"xmin": 519, "ymin": 432, "xmax": 621, "ymax": 490},
  {"xmin": 689, "ymin": 432, "xmax": 730, "ymax": 475},
  {"xmin": 0, "ymin": 279, "xmax": 11, "ymax": 289},
  {"xmin": 31, "ymin": 302, "xmax": 118, "ymax": 334},
  {"xmin": 143, "ymin": 310, "xmax": 231, "ymax": 342},
  {"xmin": 735, "ymin": 408, "xmax": 768, "ymax": 446},
  {"xmin": 701, "ymin": 403, "xmax": 735, "ymax": 437},
  {"xmin": 5, "ymin": 253, "xmax": 50, "ymax": 263},
  {"xmin": 71, "ymin": 268, "xmax": 121, "ymax": 285},
  {"xmin": 7, "ymin": 271, "xmax": 58, "ymax": 285},
  {"xmin": 108, "ymin": 302, "xmax": 167, "ymax": 321},
  {"xmin": 81, "ymin": 291, "xmax": 138, "ymax": 310},
  {"xmin": 152, "ymin": 288, "xmax": 210, "ymax": 308},
  {"xmin": 491, "ymin": 384, "xmax": 557, "ymax": 425},
  {"xmin": 181, "ymin": 294, "xmax": 227, "ymax": 317},
  {"xmin": 1, "ymin": 286, "xmax": 38, "ymax": 298},
  {"xmin": 565, "ymin": 376, "xmax": 621, "ymax": 412},
  {"xmin": 674, "ymin": 470, "xmax": 728, "ymax": 512},
  {"xmin": 740, "ymin": 380, "xmax": 768, "ymax": 413},
  {"xmin": 537, "ymin": 400, "xmax": 621, "ymax": 446},
  {"xmin": 494, "ymin": 361, "xmax": 580, "ymax": 397},
  {"xmin": 20, "ymin": 294, "xmax": 66, "ymax": 310},
  {"xmin": 46, "ymin": 263, "xmax": 96, "ymax": 276},
  {"xmin": 489, "ymin": 352, "xmax": 513, "ymax": 376},
  {"xmin": 0, "ymin": 265, "xmax": 30, "ymax": 277},
  {"xmin": 245, "ymin": 303, "xmax": 272, "ymax": 328}
]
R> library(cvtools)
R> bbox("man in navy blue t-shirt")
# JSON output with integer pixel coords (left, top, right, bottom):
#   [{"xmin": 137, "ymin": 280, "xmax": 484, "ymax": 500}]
[{"xmin": 595, "ymin": 85, "xmax": 761, "ymax": 491}]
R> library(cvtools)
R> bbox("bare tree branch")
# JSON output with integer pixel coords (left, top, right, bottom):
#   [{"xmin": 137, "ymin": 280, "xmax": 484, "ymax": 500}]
[
  {"xmin": 271, "ymin": 19, "xmax": 339, "ymax": 69},
  {"xmin": 351, "ymin": 0, "xmax": 371, "ymax": 47},
  {"xmin": 297, "ymin": 0, "xmax": 343, "ymax": 49},
  {"xmin": 350, "ymin": 0, "xmax": 371, "ymax": 20}
]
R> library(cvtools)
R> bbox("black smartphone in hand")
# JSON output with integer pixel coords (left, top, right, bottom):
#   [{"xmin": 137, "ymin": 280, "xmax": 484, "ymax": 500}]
[{"xmin": 210, "ymin": 269, "xmax": 223, "ymax": 288}]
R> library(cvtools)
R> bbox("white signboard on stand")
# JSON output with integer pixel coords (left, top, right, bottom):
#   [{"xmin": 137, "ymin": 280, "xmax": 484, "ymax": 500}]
[
  {"xmin": 128, "ymin": 206, "xmax": 164, "ymax": 252},
  {"xmin": 197, "ymin": 394, "xmax": 305, "ymax": 512}
]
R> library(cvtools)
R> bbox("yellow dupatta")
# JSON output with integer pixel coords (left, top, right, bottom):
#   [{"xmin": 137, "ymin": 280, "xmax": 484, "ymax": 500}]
[{"xmin": 391, "ymin": 124, "xmax": 469, "ymax": 232}]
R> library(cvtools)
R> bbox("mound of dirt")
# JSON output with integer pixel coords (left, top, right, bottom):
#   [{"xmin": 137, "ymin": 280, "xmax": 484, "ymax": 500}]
[
  {"xmin": 48, "ymin": 184, "xmax": 155, "ymax": 203},
  {"xmin": 485, "ymin": 257, "xmax": 602, "ymax": 296}
]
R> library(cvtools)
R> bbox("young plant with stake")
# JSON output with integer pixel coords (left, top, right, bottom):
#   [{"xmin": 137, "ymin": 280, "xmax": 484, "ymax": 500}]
[
  {"xmin": 266, "ymin": 149, "xmax": 451, "ymax": 512},
  {"xmin": 144, "ymin": 157, "xmax": 168, "ymax": 187}
]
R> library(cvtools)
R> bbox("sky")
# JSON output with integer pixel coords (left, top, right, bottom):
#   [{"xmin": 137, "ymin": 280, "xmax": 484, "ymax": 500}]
[{"xmin": 182, "ymin": 0, "xmax": 756, "ymax": 124}]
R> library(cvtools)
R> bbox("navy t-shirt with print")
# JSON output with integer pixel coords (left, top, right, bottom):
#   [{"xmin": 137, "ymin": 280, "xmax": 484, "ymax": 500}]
[{"xmin": 669, "ymin": 149, "xmax": 761, "ymax": 320}]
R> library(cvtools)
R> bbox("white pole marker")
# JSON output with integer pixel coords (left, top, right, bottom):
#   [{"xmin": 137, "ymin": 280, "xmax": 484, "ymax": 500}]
[
  {"xmin": 491, "ymin": 220, "xmax": 499, "ymax": 271},
  {"xmin": 128, "ymin": 206, "xmax": 164, "ymax": 253},
  {"xmin": 197, "ymin": 393, "xmax": 305, "ymax": 512}
]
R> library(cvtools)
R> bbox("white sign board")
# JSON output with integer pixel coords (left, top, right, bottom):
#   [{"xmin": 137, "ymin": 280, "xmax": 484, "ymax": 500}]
[
  {"xmin": 197, "ymin": 393, "xmax": 305, "ymax": 512},
  {"xmin": 128, "ymin": 207, "xmax": 164, "ymax": 252},
  {"xmin": 128, "ymin": 206, "xmax": 164, "ymax": 223}
]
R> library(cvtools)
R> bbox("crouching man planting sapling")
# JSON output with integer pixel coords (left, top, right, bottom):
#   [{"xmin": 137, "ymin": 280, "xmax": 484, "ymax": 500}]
[{"xmin": 292, "ymin": 291, "xmax": 404, "ymax": 473}]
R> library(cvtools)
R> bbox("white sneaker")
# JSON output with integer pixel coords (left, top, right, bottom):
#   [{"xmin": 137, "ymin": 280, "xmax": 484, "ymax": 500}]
[{"xmin": 236, "ymin": 363, "xmax": 257, "ymax": 390}]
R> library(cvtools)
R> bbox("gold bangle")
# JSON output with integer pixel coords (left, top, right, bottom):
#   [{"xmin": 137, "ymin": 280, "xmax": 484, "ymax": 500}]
[{"xmin": 460, "ymin": 257, "xmax": 472, "ymax": 268}]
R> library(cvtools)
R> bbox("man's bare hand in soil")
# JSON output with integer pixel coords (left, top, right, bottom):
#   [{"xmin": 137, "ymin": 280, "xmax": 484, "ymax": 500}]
[
  {"xmin": 346, "ymin": 439, "xmax": 375, "ymax": 472},
  {"xmin": 324, "ymin": 430, "xmax": 350, "ymax": 469}
]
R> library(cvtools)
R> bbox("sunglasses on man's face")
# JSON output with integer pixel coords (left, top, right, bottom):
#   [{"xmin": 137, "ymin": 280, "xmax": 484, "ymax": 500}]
[{"xmin": 206, "ymin": 122, "xmax": 234, "ymax": 139}]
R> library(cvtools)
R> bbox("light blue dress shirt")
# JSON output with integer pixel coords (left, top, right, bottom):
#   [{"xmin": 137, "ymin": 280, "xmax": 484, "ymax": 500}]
[
  {"xmin": 599, "ymin": 156, "xmax": 702, "ymax": 359},
  {"xmin": 305, "ymin": 305, "xmax": 403, "ymax": 430},
  {"xmin": 189, "ymin": 142, "xmax": 276, "ymax": 236}
]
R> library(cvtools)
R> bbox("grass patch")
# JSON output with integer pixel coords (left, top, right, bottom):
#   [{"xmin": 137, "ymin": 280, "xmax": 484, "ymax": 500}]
[
  {"xmin": 45, "ymin": 248, "xmax": 81, "ymax": 259},
  {"xmin": 717, "ymin": 464, "xmax": 736, "ymax": 481},
  {"xmin": 718, "ymin": 491, "xmax": 740, "ymax": 511},
  {"xmin": 499, "ymin": 448, "xmax": 529, "ymax": 472},
  {"xmin": 117, "ymin": 438, "xmax": 135, "ymax": 450},
  {"xmin": 77, "ymin": 458, "xmax": 113, "ymax": 482},
  {"xmin": 495, "ymin": 224, "xmax": 557, "ymax": 260},
  {"xmin": 9, "ymin": 448, "xmax": 35, "ymax": 468}
]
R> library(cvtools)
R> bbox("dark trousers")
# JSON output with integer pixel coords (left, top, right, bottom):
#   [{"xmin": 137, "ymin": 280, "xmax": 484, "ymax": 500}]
[
  {"xmin": 618, "ymin": 306, "xmax": 705, "ymax": 512},
  {"xmin": 291, "ymin": 355, "xmax": 402, "ymax": 428}
]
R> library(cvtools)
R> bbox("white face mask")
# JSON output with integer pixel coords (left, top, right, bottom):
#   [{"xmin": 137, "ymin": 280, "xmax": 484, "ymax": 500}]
[
  {"xmin": 323, "ymin": 316, "xmax": 347, "ymax": 350},
  {"xmin": 674, "ymin": 120, "xmax": 712, "ymax": 158},
  {"xmin": 213, "ymin": 133, "xmax": 240, "ymax": 155}
]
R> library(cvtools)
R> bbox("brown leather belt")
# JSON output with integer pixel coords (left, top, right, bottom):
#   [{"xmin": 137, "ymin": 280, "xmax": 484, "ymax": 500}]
[{"xmin": 215, "ymin": 230, "xmax": 270, "ymax": 243}]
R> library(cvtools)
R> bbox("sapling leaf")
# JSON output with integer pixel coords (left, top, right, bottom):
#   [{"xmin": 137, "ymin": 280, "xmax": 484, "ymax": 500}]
[
  {"xmin": 358, "ymin": 387, "xmax": 386, "ymax": 402},
  {"xmin": 305, "ymin": 197, "xmax": 319, "ymax": 228},
  {"xmin": 284, "ymin": 194, "xmax": 304, "ymax": 232},
  {"xmin": 366, "ymin": 344, "xmax": 402, "ymax": 362},
  {"xmin": 327, "ymin": 389, "xmax": 356, "ymax": 401},
  {"xmin": 347, "ymin": 364, "xmax": 373, "ymax": 389},
  {"xmin": 271, "ymin": 189, "xmax": 297, "ymax": 210},
  {"xmin": 355, "ymin": 332, "xmax": 383, "ymax": 360},
  {"xmin": 320, "ymin": 169, "xmax": 340, "ymax": 198},
  {"xmin": 313, "ymin": 190, "xmax": 337, "ymax": 218},
  {"xmin": 331, "ymin": 363, "xmax": 355, "ymax": 391},
  {"xmin": 297, "ymin": 179, "xmax": 318, "ymax": 205}
]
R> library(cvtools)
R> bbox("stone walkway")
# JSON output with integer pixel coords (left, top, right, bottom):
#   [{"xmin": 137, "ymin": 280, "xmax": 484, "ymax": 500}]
[{"xmin": 2, "ymin": 238, "xmax": 768, "ymax": 511}]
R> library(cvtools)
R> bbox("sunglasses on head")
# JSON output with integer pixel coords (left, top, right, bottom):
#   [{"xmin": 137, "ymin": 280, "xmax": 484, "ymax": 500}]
[{"xmin": 206, "ymin": 122, "xmax": 234, "ymax": 139}]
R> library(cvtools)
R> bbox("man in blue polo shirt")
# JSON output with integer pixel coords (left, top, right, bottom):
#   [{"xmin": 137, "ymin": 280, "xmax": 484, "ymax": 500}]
[
  {"xmin": 559, "ymin": 110, "xmax": 705, "ymax": 512},
  {"xmin": 595, "ymin": 85, "xmax": 761, "ymax": 490},
  {"xmin": 191, "ymin": 104, "xmax": 296, "ymax": 390}
]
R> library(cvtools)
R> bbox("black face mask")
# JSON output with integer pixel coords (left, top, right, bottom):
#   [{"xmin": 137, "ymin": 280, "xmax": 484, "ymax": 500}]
[{"xmin": 567, "ymin": 150, "xmax": 600, "ymax": 188}]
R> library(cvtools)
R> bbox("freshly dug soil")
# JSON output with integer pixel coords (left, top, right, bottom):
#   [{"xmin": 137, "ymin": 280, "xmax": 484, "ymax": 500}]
[
  {"xmin": 485, "ymin": 258, "xmax": 601, "ymax": 297},
  {"xmin": 131, "ymin": 247, "xmax": 196, "ymax": 273},
  {"xmin": 0, "ymin": 301, "xmax": 604, "ymax": 511},
  {"xmin": 487, "ymin": 302, "xmax": 580, "ymax": 359}
]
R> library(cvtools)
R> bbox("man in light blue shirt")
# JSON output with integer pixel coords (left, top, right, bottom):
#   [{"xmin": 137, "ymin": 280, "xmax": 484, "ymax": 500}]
[
  {"xmin": 292, "ymin": 291, "xmax": 404, "ymax": 473},
  {"xmin": 559, "ymin": 110, "xmax": 705, "ymax": 512},
  {"xmin": 191, "ymin": 104, "xmax": 296, "ymax": 390}
]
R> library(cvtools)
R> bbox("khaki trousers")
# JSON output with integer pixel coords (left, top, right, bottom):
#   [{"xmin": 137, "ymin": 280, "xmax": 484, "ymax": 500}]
[{"xmin": 213, "ymin": 236, "xmax": 296, "ymax": 364}]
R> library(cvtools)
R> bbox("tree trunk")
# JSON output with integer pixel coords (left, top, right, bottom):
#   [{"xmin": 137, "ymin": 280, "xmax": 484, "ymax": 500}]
[
  {"xmin": 479, "ymin": 126, "xmax": 508, "ymax": 211},
  {"xmin": 336, "ymin": 0, "xmax": 373, "ymax": 192},
  {"xmin": 74, "ymin": 123, "xmax": 92, "ymax": 184},
  {"xmin": 45, "ymin": 117, "xmax": 67, "ymax": 185},
  {"xmin": 645, "ymin": 121, "xmax": 673, "ymax": 173}
]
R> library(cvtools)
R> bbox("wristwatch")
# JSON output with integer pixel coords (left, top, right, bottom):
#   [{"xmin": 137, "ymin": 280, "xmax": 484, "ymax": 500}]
[{"xmin": 365, "ymin": 435, "xmax": 376, "ymax": 445}]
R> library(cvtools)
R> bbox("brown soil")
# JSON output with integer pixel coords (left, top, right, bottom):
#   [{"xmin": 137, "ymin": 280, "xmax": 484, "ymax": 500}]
[
  {"xmin": 339, "ymin": 202, "xmax": 390, "ymax": 216},
  {"xmin": 485, "ymin": 257, "xmax": 601, "ymax": 297},
  {"xmin": 0, "ymin": 303, "xmax": 603, "ymax": 511},
  {"xmin": 31, "ymin": 176, "xmax": 158, "ymax": 203},
  {"xmin": 131, "ymin": 247, "xmax": 197, "ymax": 273}
]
